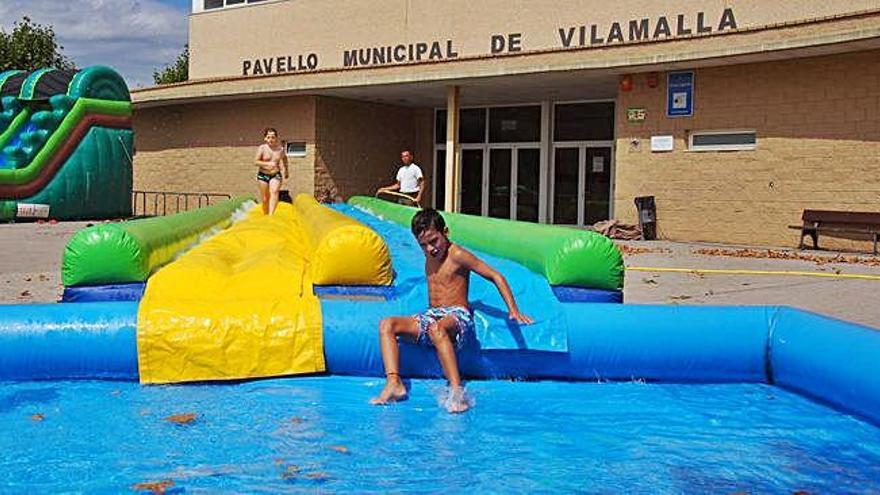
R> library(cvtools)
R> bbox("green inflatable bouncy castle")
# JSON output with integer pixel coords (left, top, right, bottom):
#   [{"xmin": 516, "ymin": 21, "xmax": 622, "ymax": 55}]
[{"xmin": 0, "ymin": 66, "xmax": 133, "ymax": 221}]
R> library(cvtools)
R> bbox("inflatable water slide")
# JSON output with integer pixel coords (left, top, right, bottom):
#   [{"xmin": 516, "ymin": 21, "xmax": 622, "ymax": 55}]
[
  {"xmin": 1, "ymin": 195, "xmax": 880, "ymax": 426},
  {"xmin": 0, "ymin": 66, "xmax": 132, "ymax": 221}
]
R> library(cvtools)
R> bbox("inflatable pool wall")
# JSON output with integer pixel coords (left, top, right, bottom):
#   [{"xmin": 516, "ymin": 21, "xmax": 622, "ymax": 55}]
[{"xmin": 1, "ymin": 301, "xmax": 879, "ymax": 426}]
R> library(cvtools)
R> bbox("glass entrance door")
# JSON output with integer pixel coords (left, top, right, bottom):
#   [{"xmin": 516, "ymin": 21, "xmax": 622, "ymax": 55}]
[
  {"xmin": 515, "ymin": 148, "xmax": 540, "ymax": 222},
  {"xmin": 488, "ymin": 146, "xmax": 540, "ymax": 221},
  {"xmin": 584, "ymin": 147, "xmax": 612, "ymax": 225},
  {"xmin": 455, "ymin": 145, "xmax": 540, "ymax": 220},
  {"xmin": 552, "ymin": 147, "xmax": 580, "ymax": 225},
  {"xmin": 488, "ymin": 148, "xmax": 512, "ymax": 219},
  {"xmin": 459, "ymin": 148, "xmax": 484, "ymax": 216},
  {"xmin": 552, "ymin": 146, "xmax": 613, "ymax": 226}
]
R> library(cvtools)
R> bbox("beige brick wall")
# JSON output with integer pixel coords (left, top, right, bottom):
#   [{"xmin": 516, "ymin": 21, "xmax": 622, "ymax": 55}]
[
  {"xmin": 189, "ymin": 0, "xmax": 878, "ymax": 79},
  {"xmin": 614, "ymin": 49, "xmax": 880, "ymax": 250},
  {"xmin": 314, "ymin": 97, "xmax": 434, "ymax": 203},
  {"xmin": 133, "ymin": 96, "xmax": 317, "ymax": 200}
]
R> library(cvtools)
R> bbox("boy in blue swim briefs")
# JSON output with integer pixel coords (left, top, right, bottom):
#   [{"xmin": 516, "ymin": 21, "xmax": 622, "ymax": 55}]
[{"xmin": 370, "ymin": 208, "xmax": 533, "ymax": 413}]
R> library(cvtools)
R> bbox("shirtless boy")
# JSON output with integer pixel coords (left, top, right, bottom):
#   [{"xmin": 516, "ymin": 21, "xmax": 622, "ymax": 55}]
[
  {"xmin": 254, "ymin": 127, "xmax": 289, "ymax": 215},
  {"xmin": 370, "ymin": 208, "xmax": 533, "ymax": 413}
]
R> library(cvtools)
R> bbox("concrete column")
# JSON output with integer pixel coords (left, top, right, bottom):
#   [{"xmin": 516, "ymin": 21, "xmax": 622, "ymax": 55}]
[
  {"xmin": 539, "ymin": 100, "xmax": 551, "ymax": 223},
  {"xmin": 444, "ymin": 85, "xmax": 460, "ymax": 212}
]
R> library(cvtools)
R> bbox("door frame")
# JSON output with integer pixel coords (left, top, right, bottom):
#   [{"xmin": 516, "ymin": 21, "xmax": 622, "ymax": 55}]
[
  {"xmin": 433, "ymin": 99, "xmax": 617, "ymax": 223},
  {"xmin": 461, "ymin": 143, "xmax": 541, "ymax": 219},
  {"xmin": 549, "ymin": 140, "xmax": 615, "ymax": 226}
]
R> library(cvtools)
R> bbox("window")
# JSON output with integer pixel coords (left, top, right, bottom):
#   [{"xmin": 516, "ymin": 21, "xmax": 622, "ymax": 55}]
[
  {"xmin": 434, "ymin": 108, "xmax": 487, "ymax": 144},
  {"xmin": 688, "ymin": 130, "xmax": 756, "ymax": 151},
  {"xmin": 554, "ymin": 102, "xmax": 614, "ymax": 141},
  {"xmin": 435, "ymin": 110, "xmax": 446, "ymax": 144},
  {"xmin": 286, "ymin": 142, "xmax": 307, "ymax": 157},
  {"xmin": 489, "ymin": 106, "xmax": 541, "ymax": 143},
  {"xmin": 204, "ymin": 0, "xmax": 267, "ymax": 10},
  {"xmin": 460, "ymin": 108, "xmax": 487, "ymax": 144}
]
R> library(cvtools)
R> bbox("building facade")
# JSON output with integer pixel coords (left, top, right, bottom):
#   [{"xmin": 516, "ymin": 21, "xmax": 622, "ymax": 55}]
[{"xmin": 132, "ymin": 1, "xmax": 880, "ymax": 249}]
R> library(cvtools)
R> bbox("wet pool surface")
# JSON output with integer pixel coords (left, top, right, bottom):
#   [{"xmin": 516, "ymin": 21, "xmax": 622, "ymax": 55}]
[{"xmin": 1, "ymin": 376, "xmax": 879, "ymax": 493}]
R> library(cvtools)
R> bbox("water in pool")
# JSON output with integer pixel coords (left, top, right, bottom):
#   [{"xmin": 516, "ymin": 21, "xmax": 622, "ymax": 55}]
[{"xmin": 1, "ymin": 377, "xmax": 879, "ymax": 493}]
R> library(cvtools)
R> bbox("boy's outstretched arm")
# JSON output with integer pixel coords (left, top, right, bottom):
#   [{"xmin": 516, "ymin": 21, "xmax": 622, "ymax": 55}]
[{"xmin": 453, "ymin": 247, "xmax": 534, "ymax": 325}]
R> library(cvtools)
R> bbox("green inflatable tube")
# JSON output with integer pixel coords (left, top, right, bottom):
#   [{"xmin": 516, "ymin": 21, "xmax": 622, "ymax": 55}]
[
  {"xmin": 0, "ymin": 109, "xmax": 29, "ymax": 152},
  {"xmin": 348, "ymin": 196, "xmax": 624, "ymax": 290},
  {"xmin": 67, "ymin": 65, "xmax": 131, "ymax": 102},
  {"xmin": 0, "ymin": 98, "xmax": 130, "ymax": 185},
  {"xmin": 63, "ymin": 197, "xmax": 252, "ymax": 286}
]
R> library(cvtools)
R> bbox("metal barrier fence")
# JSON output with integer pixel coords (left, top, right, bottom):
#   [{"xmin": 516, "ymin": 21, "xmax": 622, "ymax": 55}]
[{"xmin": 131, "ymin": 190, "xmax": 232, "ymax": 217}]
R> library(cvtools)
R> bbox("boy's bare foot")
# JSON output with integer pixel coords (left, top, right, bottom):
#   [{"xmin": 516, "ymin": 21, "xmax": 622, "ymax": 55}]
[
  {"xmin": 445, "ymin": 387, "xmax": 470, "ymax": 414},
  {"xmin": 370, "ymin": 380, "xmax": 407, "ymax": 405}
]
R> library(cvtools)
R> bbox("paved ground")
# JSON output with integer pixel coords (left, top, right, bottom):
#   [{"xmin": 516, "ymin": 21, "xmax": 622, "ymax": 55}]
[
  {"xmin": 0, "ymin": 221, "xmax": 92, "ymax": 305},
  {"xmin": 619, "ymin": 240, "xmax": 880, "ymax": 329},
  {"xmin": 1, "ymin": 222, "xmax": 878, "ymax": 329}
]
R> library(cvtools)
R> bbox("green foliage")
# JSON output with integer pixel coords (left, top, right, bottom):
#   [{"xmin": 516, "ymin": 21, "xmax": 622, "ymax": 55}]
[
  {"xmin": 153, "ymin": 45, "xmax": 189, "ymax": 85},
  {"xmin": 0, "ymin": 16, "xmax": 75, "ymax": 72}
]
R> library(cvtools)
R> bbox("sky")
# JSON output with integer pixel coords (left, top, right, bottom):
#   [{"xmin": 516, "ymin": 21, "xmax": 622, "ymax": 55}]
[{"xmin": 0, "ymin": 0, "xmax": 191, "ymax": 88}]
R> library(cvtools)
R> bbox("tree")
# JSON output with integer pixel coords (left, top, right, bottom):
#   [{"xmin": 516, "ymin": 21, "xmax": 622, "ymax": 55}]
[
  {"xmin": 0, "ymin": 16, "xmax": 76, "ymax": 72},
  {"xmin": 153, "ymin": 45, "xmax": 189, "ymax": 85}
]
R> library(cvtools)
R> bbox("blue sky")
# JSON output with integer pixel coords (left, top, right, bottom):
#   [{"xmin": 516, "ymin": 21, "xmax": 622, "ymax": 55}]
[{"xmin": 0, "ymin": 0, "xmax": 191, "ymax": 88}]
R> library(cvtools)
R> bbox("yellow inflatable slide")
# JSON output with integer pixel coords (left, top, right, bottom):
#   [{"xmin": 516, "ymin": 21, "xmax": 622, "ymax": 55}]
[{"xmin": 137, "ymin": 195, "xmax": 392, "ymax": 384}]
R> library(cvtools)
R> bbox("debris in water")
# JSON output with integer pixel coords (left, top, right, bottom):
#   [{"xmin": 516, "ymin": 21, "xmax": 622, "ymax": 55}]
[
  {"xmin": 30, "ymin": 413, "xmax": 45, "ymax": 422},
  {"xmin": 281, "ymin": 464, "xmax": 300, "ymax": 480},
  {"xmin": 132, "ymin": 480, "xmax": 174, "ymax": 494},
  {"xmin": 330, "ymin": 445, "xmax": 350, "ymax": 454},
  {"xmin": 165, "ymin": 413, "xmax": 197, "ymax": 425},
  {"xmin": 306, "ymin": 472, "xmax": 330, "ymax": 482}
]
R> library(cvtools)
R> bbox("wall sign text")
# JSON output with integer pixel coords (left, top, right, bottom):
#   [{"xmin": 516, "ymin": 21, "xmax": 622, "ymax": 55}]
[{"xmin": 240, "ymin": 8, "xmax": 737, "ymax": 76}]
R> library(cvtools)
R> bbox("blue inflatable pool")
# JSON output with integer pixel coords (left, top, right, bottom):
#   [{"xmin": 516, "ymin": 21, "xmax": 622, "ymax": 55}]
[{"xmin": 1, "ymin": 204, "xmax": 880, "ymax": 490}]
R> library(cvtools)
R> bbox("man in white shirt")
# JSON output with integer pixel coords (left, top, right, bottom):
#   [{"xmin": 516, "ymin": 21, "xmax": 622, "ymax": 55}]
[{"xmin": 377, "ymin": 150, "xmax": 424, "ymax": 206}]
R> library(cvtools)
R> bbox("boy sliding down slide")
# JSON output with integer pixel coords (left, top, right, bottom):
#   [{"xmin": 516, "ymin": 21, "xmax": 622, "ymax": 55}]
[{"xmin": 371, "ymin": 209, "xmax": 533, "ymax": 413}]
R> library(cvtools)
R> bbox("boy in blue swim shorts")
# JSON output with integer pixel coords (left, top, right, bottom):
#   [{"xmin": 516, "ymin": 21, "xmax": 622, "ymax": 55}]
[{"xmin": 370, "ymin": 209, "xmax": 533, "ymax": 413}]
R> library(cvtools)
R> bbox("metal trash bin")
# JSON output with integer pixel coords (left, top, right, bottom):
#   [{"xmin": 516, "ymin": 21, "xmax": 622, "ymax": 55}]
[{"xmin": 634, "ymin": 196, "xmax": 657, "ymax": 240}]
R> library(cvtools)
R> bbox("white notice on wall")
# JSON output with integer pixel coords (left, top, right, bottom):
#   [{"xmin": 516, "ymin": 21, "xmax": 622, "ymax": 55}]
[
  {"xmin": 651, "ymin": 135, "xmax": 674, "ymax": 152},
  {"xmin": 672, "ymin": 92, "xmax": 689, "ymax": 110},
  {"xmin": 592, "ymin": 156, "xmax": 605, "ymax": 173},
  {"xmin": 16, "ymin": 203, "xmax": 50, "ymax": 219}
]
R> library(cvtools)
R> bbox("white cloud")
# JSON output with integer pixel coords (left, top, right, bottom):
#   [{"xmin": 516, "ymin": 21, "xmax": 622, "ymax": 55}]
[{"xmin": 0, "ymin": 0, "xmax": 188, "ymax": 88}]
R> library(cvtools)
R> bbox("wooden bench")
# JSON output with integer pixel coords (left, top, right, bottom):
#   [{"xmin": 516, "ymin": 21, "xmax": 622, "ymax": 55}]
[{"xmin": 788, "ymin": 210, "xmax": 880, "ymax": 255}]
